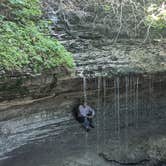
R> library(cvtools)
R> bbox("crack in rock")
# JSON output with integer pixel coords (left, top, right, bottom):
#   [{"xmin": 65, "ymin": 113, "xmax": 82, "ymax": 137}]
[{"xmin": 99, "ymin": 153, "xmax": 150, "ymax": 165}]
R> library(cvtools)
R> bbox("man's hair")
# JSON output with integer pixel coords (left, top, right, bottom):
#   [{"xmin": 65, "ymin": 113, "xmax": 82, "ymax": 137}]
[{"xmin": 78, "ymin": 98, "xmax": 86, "ymax": 104}]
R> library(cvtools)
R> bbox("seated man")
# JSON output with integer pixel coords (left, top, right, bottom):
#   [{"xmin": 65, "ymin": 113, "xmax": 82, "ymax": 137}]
[{"xmin": 77, "ymin": 101, "xmax": 95, "ymax": 131}]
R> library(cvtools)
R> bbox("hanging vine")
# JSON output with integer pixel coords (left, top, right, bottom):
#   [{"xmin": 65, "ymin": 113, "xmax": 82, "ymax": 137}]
[{"xmin": 43, "ymin": 0, "xmax": 166, "ymax": 42}]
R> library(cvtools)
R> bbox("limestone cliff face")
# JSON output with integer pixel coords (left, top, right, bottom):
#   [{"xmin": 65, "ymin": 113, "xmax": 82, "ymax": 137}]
[
  {"xmin": 74, "ymin": 40, "xmax": 166, "ymax": 77},
  {"xmin": 43, "ymin": 0, "xmax": 166, "ymax": 40},
  {"xmin": 42, "ymin": 0, "xmax": 166, "ymax": 76},
  {"xmin": 0, "ymin": 0, "xmax": 166, "ymax": 102},
  {"xmin": 0, "ymin": 73, "xmax": 166, "ymax": 166},
  {"xmin": 0, "ymin": 1, "xmax": 166, "ymax": 165},
  {"xmin": 0, "ymin": 67, "xmax": 77, "ymax": 102}
]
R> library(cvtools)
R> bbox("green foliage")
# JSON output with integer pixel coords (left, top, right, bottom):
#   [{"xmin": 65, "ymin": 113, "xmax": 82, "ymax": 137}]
[
  {"xmin": 4, "ymin": 0, "xmax": 42, "ymax": 22},
  {"xmin": 145, "ymin": 2, "xmax": 166, "ymax": 30},
  {"xmin": 0, "ymin": 0, "xmax": 74, "ymax": 73},
  {"xmin": 102, "ymin": 5, "xmax": 111, "ymax": 12}
]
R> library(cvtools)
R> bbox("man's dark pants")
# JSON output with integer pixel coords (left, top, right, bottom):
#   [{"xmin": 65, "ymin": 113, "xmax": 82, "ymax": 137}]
[{"xmin": 77, "ymin": 116, "xmax": 93, "ymax": 128}]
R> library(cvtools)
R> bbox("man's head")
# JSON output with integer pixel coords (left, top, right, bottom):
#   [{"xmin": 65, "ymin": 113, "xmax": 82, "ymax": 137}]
[
  {"xmin": 83, "ymin": 101, "xmax": 87, "ymax": 107},
  {"xmin": 79, "ymin": 98, "xmax": 87, "ymax": 107}
]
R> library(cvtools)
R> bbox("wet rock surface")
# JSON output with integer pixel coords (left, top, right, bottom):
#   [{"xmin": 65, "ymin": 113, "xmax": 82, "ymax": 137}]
[
  {"xmin": 42, "ymin": 0, "xmax": 166, "ymax": 77},
  {"xmin": 0, "ymin": 66, "xmax": 76, "ymax": 102},
  {"xmin": 73, "ymin": 40, "xmax": 166, "ymax": 77},
  {"xmin": 0, "ymin": 1, "xmax": 166, "ymax": 165},
  {"xmin": 0, "ymin": 74, "xmax": 165, "ymax": 166}
]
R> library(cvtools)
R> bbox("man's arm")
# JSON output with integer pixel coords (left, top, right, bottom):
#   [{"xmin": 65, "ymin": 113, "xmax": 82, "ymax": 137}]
[
  {"xmin": 78, "ymin": 105, "xmax": 86, "ymax": 117},
  {"xmin": 87, "ymin": 106, "xmax": 95, "ymax": 117}
]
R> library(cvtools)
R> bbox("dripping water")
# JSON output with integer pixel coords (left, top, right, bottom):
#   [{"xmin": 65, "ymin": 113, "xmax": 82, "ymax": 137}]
[
  {"xmin": 83, "ymin": 76, "xmax": 87, "ymax": 103},
  {"xmin": 130, "ymin": 76, "xmax": 134, "ymax": 126},
  {"xmin": 96, "ymin": 76, "xmax": 101, "ymax": 153},
  {"xmin": 149, "ymin": 75, "xmax": 154, "ymax": 118},
  {"xmin": 133, "ymin": 77, "xmax": 137, "ymax": 128},
  {"xmin": 125, "ymin": 76, "xmax": 129, "ymax": 152},
  {"xmin": 117, "ymin": 77, "xmax": 120, "ymax": 140},
  {"xmin": 82, "ymin": 76, "xmax": 88, "ymax": 153},
  {"xmin": 136, "ymin": 77, "xmax": 139, "ymax": 128},
  {"xmin": 133, "ymin": 77, "xmax": 136, "ymax": 127},
  {"xmin": 114, "ymin": 79, "xmax": 117, "ymax": 138},
  {"xmin": 114, "ymin": 77, "xmax": 121, "ymax": 156},
  {"xmin": 103, "ymin": 77, "xmax": 106, "ymax": 147}
]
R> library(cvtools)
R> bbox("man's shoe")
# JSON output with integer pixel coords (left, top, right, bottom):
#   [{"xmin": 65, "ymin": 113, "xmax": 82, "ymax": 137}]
[
  {"xmin": 90, "ymin": 124, "xmax": 95, "ymax": 128},
  {"xmin": 86, "ymin": 128, "xmax": 90, "ymax": 132}
]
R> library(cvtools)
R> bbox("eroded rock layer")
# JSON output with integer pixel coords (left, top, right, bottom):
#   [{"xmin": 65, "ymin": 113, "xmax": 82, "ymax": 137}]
[
  {"xmin": 0, "ymin": 0, "xmax": 166, "ymax": 165},
  {"xmin": 0, "ymin": 73, "xmax": 165, "ymax": 166}
]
